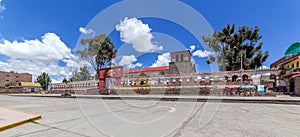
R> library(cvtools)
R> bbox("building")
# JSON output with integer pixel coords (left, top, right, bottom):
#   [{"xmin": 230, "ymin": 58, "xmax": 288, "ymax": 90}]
[
  {"xmin": 169, "ymin": 50, "xmax": 196, "ymax": 74},
  {"xmin": 20, "ymin": 82, "xmax": 42, "ymax": 92},
  {"xmin": 0, "ymin": 71, "xmax": 32, "ymax": 87},
  {"xmin": 271, "ymin": 42, "xmax": 300, "ymax": 71},
  {"xmin": 123, "ymin": 66, "xmax": 169, "ymax": 77},
  {"xmin": 271, "ymin": 42, "xmax": 300, "ymax": 95},
  {"xmin": 50, "ymin": 50, "xmax": 281, "ymax": 94}
]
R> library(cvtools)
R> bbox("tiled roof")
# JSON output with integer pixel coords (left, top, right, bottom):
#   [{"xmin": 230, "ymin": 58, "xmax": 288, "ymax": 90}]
[
  {"xmin": 123, "ymin": 66, "xmax": 169, "ymax": 73},
  {"xmin": 282, "ymin": 55, "xmax": 300, "ymax": 65},
  {"xmin": 21, "ymin": 82, "xmax": 41, "ymax": 87}
]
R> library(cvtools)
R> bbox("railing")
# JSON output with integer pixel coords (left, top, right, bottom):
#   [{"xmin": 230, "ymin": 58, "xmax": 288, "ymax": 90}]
[{"xmin": 50, "ymin": 80, "xmax": 99, "ymax": 90}]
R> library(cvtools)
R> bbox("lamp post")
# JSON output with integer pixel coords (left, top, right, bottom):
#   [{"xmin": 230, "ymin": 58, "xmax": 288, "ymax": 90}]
[
  {"xmin": 234, "ymin": 47, "xmax": 243, "ymax": 85},
  {"xmin": 240, "ymin": 50, "xmax": 243, "ymax": 86}
]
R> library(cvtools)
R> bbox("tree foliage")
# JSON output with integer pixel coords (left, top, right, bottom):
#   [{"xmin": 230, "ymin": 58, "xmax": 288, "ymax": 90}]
[
  {"xmin": 70, "ymin": 66, "xmax": 92, "ymax": 81},
  {"xmin": 5, "ymin": 82, "xmax": 15, "ymax": 87},
  {"xmin": 62, "ymin": 78, "xmax": 68, "ymax": 83},
  {"xmin": 202, "ymin": 24, "xmax": 269, "ymax": 71},
  {"xmin": 36, "ymin": 72, "xmax": 52, "ymax": 90},
  {"xmin": 76, "ymin": 34, "xmax": 117, "ymax": 77}
]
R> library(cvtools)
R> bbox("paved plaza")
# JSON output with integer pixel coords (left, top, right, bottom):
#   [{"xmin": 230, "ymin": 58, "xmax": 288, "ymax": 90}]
[
  {"xmin": 0, "ymin": 95, "xmax": 300, "ymax": 137},
  {"xmin": 0, "ymin": 107, "xmax": 41, "ymax": 131}
]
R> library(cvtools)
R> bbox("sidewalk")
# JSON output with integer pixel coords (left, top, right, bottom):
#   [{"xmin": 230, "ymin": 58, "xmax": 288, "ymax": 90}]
[
  {"xmin": 0, "ymin": 107, "xmax": 41, "ymax": 131},
  {"xmin": 10, "ymin": 94, "xmax": 300, "ymax": 104}
]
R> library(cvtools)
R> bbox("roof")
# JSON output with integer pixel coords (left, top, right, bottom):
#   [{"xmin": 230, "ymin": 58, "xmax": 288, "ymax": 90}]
[
  {"xmin": 171, "ymin": 50, "xmax": 192, "ymax": 55},
  {"xmin": 292, "ymin": 73, "xmax": 300, "ymax": 78},
  {"xmin": 20, "ymin": 82, "xmax": 41, "ymax": 87},
  {"xmin": 270, "ymin": 56, "xmax": 286, "ymax": 68},
  {"xmin": 285, "ymin": 42, "xmax": 300, "ymax": 56},
  {"xmin": 282, "ymin": 55, "xmax": 300, "ymax": 65},
  {"xmin": 123, "ymin": 66, "xmax": 169, "ymax": 74}
]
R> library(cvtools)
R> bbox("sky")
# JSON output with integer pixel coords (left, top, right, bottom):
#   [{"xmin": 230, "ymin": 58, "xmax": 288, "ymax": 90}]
[{"xmin": 0, "ymin": 0, "xmax": 299, "ymax": 82}]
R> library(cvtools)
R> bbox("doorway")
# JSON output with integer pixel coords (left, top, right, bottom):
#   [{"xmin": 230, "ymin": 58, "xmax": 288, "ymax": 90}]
[{"xmin": 290, "ymin": 78, "xmax": 295, "ymax": 94}]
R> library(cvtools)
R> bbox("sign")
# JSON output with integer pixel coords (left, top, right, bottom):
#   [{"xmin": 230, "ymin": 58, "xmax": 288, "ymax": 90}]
[{"xmin": 257, "ymin": 85, "xmax": 265, "ymax": 92}]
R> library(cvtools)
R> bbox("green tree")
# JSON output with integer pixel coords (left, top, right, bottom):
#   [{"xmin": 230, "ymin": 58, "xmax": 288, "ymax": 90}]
[
  {"xmin": 70, "ymin": 66, "xmax": 92, "ymax": 81},
  {"xmin": 5, "ymin": 82, "xmax": 15, "ymax": 87},
  {"xmin": 202, "ymin": 24, "xmax": 269, "ymax": 71},
  {"xmin": 76, "ymin": 34, "xmax": 117, "ymax": 77},
  {"xmin": 36, "ymin": 72, "xmax": 52, "ymax": 90},
  {"xmin": 62, "ymin": 78, "xmax": 68, "ymax": 83}
]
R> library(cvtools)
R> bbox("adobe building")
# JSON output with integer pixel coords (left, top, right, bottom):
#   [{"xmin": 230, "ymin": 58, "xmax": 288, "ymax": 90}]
[{"xmin": 0, "ymin": 71, "xmax": 32, "ymax": 87}]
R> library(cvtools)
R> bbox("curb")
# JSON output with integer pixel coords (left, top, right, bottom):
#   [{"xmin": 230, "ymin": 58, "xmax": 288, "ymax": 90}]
[
  {"xmin": 9, "ymin": 94, "xmax": 300, "ymax": 105},
  {"xmin": 0, "ymin": 107, "xmax": 41, "ymax": 131}
]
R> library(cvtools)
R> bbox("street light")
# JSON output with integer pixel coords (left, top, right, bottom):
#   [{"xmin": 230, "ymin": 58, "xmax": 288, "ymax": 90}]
[{"xmin": 234, "ymin": 47, "xmax": 243, "ymax": 85}]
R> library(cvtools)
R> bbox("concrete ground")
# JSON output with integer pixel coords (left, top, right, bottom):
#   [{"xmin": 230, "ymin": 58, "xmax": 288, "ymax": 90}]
[
  {"xmin": 0, "ymin": 107, "xmax": 41, "ymax": 131},
  {"xmin": 0, "ymin": 95, "xmax": 300, "ymax": 137}
]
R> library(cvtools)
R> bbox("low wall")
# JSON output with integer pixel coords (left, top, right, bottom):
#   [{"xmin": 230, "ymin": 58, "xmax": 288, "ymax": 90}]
[
  {"xmin": 0, "ymin": 87, "xmax": 25, "ymax": 93},
  {"xmin": 47, "ymin": 87, "xmax": 289, "ymax": 97}
]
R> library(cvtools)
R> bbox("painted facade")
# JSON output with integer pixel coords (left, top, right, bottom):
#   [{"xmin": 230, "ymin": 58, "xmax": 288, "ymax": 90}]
[{"xmin": 271, "ymin": 42, "xmax": 300, "ymax": 95}]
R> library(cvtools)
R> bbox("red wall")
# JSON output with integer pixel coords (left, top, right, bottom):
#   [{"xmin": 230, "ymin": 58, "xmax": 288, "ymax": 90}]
[{"xmin": 99, "ymin": 66, "xmax": 123, "ymax": 90}]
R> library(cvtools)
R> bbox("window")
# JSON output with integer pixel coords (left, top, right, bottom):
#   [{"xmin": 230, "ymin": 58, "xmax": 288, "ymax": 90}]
[
  {"xmin": 180, "ymin": 54, "xmax": 184, "ymax": 62},
  {"xmin": 6, "ymin": 80, "xmax": 9, "ymax": 82},
  {"xmin": 297, "ymin": 62, "xmax": 299, "ymax": 68},
  {"xmin": 292, "ymin": 64, "xmax": 295, "ymax": 69},
  {"xmin": 176, "ymin": 55, "xmax": 179, "ymax": 62},
  {"xmin": 6, "ymin": 75, "xmax": 9, "ymax": 77},
  {"xmin": 16, "ymin": 76, "xmax": 19, "ymax": 78}
]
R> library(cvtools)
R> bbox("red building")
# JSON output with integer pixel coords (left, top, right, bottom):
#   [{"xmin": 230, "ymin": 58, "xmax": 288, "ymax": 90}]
[{"xmin": 98, "ymin": 66, "xmax": 123, "ymax": 90}]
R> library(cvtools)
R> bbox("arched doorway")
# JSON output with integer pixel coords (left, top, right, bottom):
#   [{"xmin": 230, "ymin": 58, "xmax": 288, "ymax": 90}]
[
  {"xmin": 242, "ymin": 74, "xmax": 249, "ymax": 81},
  {"xmin": 290, "ymin": 78, "xmax": 295, "ymax": 94},
  {"xmin": 232, "ymin": 75, "xmax": 239, "ymax": 82}
]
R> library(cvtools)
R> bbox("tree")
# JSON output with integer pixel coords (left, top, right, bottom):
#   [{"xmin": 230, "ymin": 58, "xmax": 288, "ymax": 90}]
[
  {"xmin": 76, "ymin": 34, "xmax": 118, "ymax": 77},
  {"xmin": 202, "ymin": 24, "xmax": 269, "ymax": 71},
  {"xmin": 70, "ymin": 66, "xmax": 92, "ymax": 81},
  {"xmin": 62, "ymin": 78, "xmax": 68, "ymax": 83},
  {"xmin": 5, "ymin": 82, "xmax": 15, "ymax": 87},
  {"xmin": 36, "ymin": 72, "xmax": 52, "ymax": 90}
]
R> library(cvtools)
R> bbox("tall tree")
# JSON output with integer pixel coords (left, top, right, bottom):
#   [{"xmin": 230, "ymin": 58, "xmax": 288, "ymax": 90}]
[
  {"xmin": 202, "ymin": 24, "xmax": 269, "ymax": 71},
  {"xmin": 70, "ymin": 66, "xmax": 92, "ymax": 81},
  {"xmin": 62, "ymin": 78, "xmax": 68, "ymax": 83},
  {"xmin": 76, "ymin": 34, "xmax": 117, "ymax": 77},
  {"xmin": 36, "ymin": 72, "xmax": 52, "ymax": 90}
]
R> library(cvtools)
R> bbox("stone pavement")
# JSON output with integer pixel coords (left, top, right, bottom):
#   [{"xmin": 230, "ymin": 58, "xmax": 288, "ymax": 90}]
[
  {"xmin": 1, "ymin": 95, "xmax": 300, "ymax": 137},
  {"xmin": 0, "ymin": 107, "xmax": 41, "ymax": 131}
]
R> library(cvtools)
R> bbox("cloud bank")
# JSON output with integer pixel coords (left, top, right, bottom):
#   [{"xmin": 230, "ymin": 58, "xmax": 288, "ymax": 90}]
[
  {"xmin": 116, "ymin": 17, "xmax": 163, "ymax": 52},
  {"xmin": 0, "ymin": 33, "xmax": 80, "ymax": 82},
  {"xmin": 151, "ymin": 52, "xmax": 171, "ymax": 67},
  {"xmin": 119, "ymin": 55, "xmax": 142, "ymax": 69}
]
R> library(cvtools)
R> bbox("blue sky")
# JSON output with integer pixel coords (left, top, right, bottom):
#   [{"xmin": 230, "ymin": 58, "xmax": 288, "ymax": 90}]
[{"xmin": 0, "ymin": 0, "xmax": 299, "ymax": 82}]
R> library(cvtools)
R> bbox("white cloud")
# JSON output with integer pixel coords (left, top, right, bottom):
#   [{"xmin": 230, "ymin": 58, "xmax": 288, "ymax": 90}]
[
  {"xmin": 151, "ymin": 52, "xmax": 171, "ymax": 67},
  {"xmin": 189, "ymin": 45, "xmax": 196, "ymax": 52},
  {"xmin": 0, "ymin": 33, "xmax": 75, "ymax": 62},
  {"xmin": 79, "ymin": 27, "xmax": 95, "ymax": 35},
  {"xmin": 192, "ymin": 50, "xmax": 214, "ymax": 58},
  {"xmin": 258, "ymin": 66, "xmax": 269, "ymax": 70},
  {"xmin": 0, "ymin": 33, "xmax": 81, "ymax": 82},
  {"xmin": 0, "ymin": 0, "xmax": 6, "ymax": 18},
  {"xmin": 116, "ymin": 17, "xmax": 163, "ymax": 52},
  {"xmin": 119, "ymin": 55, "xmax": 142, "ymax": 69}
]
